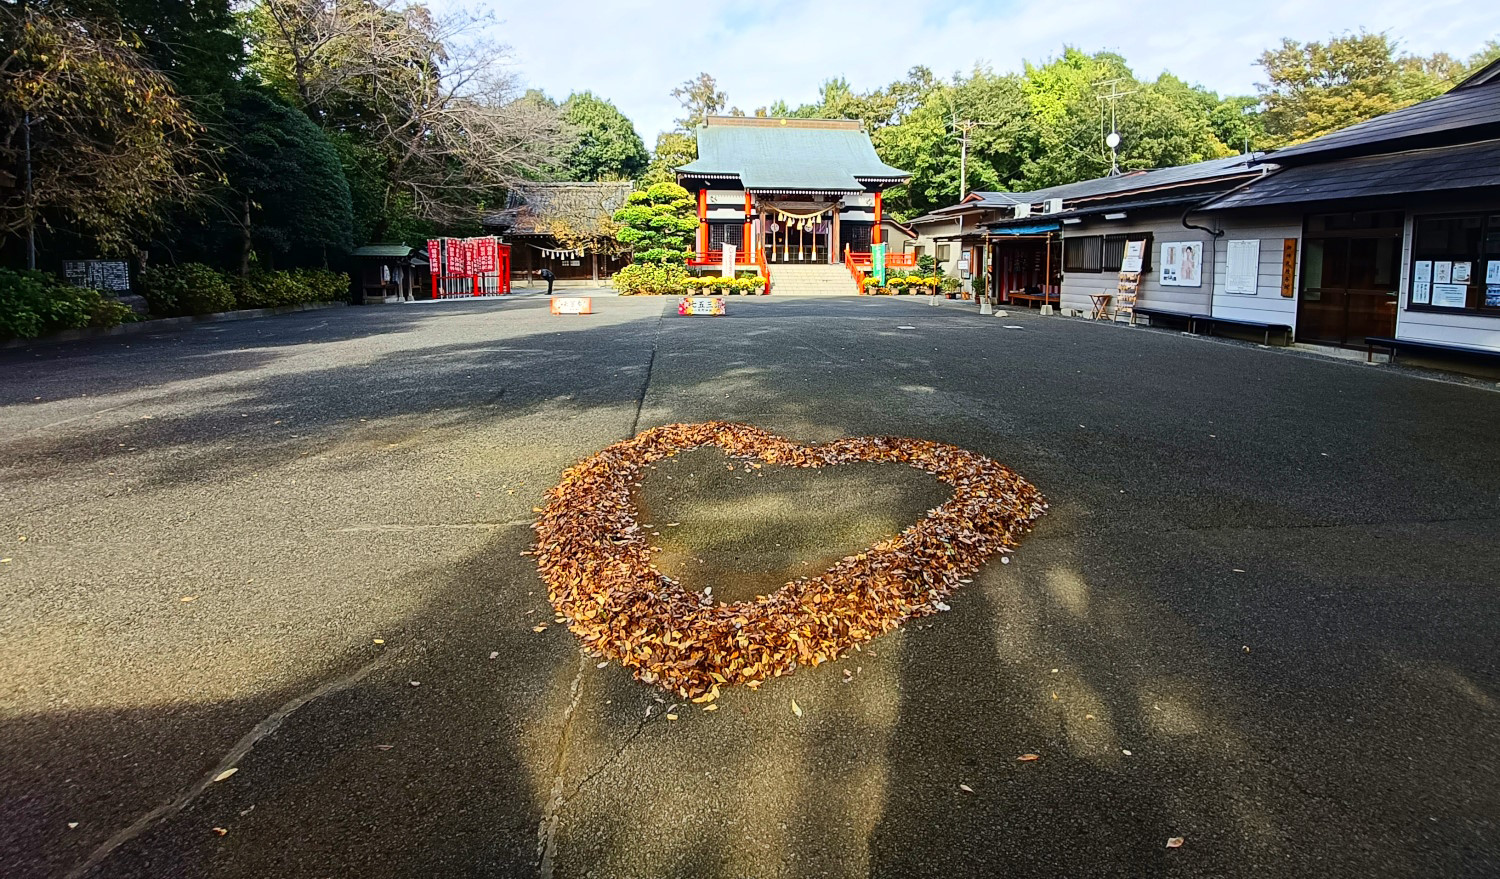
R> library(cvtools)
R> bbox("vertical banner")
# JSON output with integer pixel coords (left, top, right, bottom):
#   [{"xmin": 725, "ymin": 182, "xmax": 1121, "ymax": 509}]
[
  {"xmin": 427, "ymin": 239, "xmax": 441, "ymax": 274},
  {"xmin": 721, "ymin": 243, "xmax": 736, "ymax": 278},
  {"xmin": 872, "ymin": 243, "xmax": 887, "ymax": 285},
  {"xmin": 444, "ymin": 238, "xmax": 461, "ymax": 275}
]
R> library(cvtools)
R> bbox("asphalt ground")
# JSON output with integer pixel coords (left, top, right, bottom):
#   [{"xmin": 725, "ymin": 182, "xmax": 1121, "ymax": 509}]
[{"xmin": 1, "ymin": 292, "xmax": 1497, "ymax": 878}]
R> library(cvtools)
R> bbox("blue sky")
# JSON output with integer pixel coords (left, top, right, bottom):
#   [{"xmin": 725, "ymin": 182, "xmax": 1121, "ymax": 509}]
[{"xmin": 449, "ymin": 0, "xmax": 1500, "ymax": 143}]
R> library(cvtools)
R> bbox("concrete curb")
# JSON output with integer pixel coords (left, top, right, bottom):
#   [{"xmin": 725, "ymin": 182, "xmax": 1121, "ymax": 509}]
[{"xmin": 2, "ymin": 301, "xmax": 349, "ymax": 350}]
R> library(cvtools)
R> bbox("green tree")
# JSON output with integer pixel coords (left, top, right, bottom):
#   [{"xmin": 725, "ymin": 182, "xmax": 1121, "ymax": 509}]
[
  {"xmin": 612, "ymin": 182, "xmax": 696, "ymax": 264},
  {"xmin": 1257, "ymin": 32, "xmax": 1471, "ymax": 144},
  {"xmin": 641, "ymin": 130, "xmax": 698, "ymax": 187},
  {"xmin": 671, "ymin": 72, "xmax": 727, "ymax": 128},
  {"xmin": 1, "ymin": 4, "xmax": 206, "ymax": 255},
  {"xmin": 218, "ymin": 85, "xmax": 353, "ymax": 271},
  {"xmin": 42, "ymin": 0, "xmax": 243, "ymax": 100},
  {"xmin": 559, "ymin": 92, "xmax": 649, "ymax": 181}
]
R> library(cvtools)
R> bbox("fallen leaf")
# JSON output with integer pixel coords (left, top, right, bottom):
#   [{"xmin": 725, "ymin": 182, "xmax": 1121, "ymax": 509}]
[
  {"xmin": 596, "ymin": 660, "xmax": 609, "ymax": 669},
  {"xmin": 213, "ymin": 827, "xmax": 229, "ymax": 837},
  {"xmin": 532, "ymin": 624, "xmax": 548, "ymax": 633},
  {"xmin": 666, "ymin": 713, "xmax": 679, "ymax": 721},
  {"xmin": 1122, "ymin": 749, "xmax": 1133, "ymax": 756},
  {"xmin": 372, "ymin": 638, "xmax": 385, "ymax": 645},
  {"xmin": 1017, "ymin": 754, "xmax": 1040, "ymax": 762},
  {"xmin": 0, "ymin": 558, "xmax": 11, "ymax": 564},
  {"xmin": 1166, "ymin": 837, "xmax": 1184, "ymax": 849},
  {"xmin": 1085, "ymin": 713, "xmax": 1096, "ymax": 720},
  {"xmin": 213, "ymin": 768, "xmax": 238, "ymax": 783},
  {"xmin": 958, "ymin": 783, "xmax": 974, "ymax": 793},
  {"xmin": 67, "ymin": 822, "xmax": 78, "ymax": 829},
  {"xmin": 179, "ymin": 596, "xmax": 197, "ymax": 603},
  {"xmin": 374, "ymin": 744, "xmax": 393, "ymax": 751},
  {"xmin": 409, "ymin": 680, "xmax": 420, "ymax": 687},
  {"xmin": 489, "ymin": 651, "xmax": 500, "ymax": 660},
  {"xmin": 791, "ymin": 699, "xmax": 803, "ymax": 717},
  {"xmin": 703, "ymin": 704, "xmax": 718, "ymax": 712}
]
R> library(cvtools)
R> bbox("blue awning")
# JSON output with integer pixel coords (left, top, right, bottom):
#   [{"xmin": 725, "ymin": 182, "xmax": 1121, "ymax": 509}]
[{"xmin": 986, "ymin": 222, "xmax": 1060, "ymax": 236}]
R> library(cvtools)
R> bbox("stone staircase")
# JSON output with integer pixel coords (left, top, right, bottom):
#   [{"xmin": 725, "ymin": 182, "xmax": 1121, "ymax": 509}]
[{"xmin": 769, "ymin": 263, "xmax": 858, "ymax": 296}]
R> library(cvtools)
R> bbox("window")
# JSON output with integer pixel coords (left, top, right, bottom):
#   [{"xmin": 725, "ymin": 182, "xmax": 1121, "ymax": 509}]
[
  {"xmin": 913, "ymin": 245, "xmax": 926, "ymax": 258},
  {"xmin": 1100, "ymin": 234, "xmax": 1152, "ymax": 274},
  {"xmin": 1064, "ymin": 235, "xmax": 1103, "ymax": 273},
  {"xmin": 936, "ymin": 244, "xmax": 951, "ymax": 262},
  {"xmin": 709, "ymin": 222, "xmax": 743, "ymax": 251},
  {"xmin": 1410, "ymin": 212, "xmax": 1500, "ymax": 313}
]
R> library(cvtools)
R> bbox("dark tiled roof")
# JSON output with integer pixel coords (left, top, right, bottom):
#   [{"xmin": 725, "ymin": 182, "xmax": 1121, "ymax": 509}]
[
  {"xmin": 483, "ymin": 182, "xmax": 633, "ymax": 237},
  {"xmin": 1206, "ymin": 138, "xmax": 1500, "ymax": 210},
  {"xmin": 676, "ymin": 117, "xmax": 908, "ymax": 191},
  {"xmin": 1267, "ymin": 63, "xmax": 1500, "ymax": 164}
]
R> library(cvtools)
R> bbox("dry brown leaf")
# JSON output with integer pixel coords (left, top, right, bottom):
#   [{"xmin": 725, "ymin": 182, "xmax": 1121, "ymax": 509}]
[
  {"xmin": 1016, "ymin": 754, "xmax": 1040, "ymax": 762},
  {"xmin": 791, "ymin": 698, "xmax": 803, "ymax": 717},
  {"xmin": 212, "ymin": 768, "xmax": 238, "ymax": 783},
  {"xmin": 532, "ymin": 624, "xmax": 548, "ymax": 633},
  {"xmin": 958, "ymin": 783, "xmax": 974, "ymax": 793},
  {"xmin": 212, "ymin": 827, "xmax": 228, "ymax": 837},
  {"xmin": 1166, "ymin": 837, "xmax": 1184, "ymax": 849},
  {"xmin": 530, "ymin": 422, "xmax": 1048, "ymax": 699},
  {"xmin": 665, "ymin": 713, "xmax": 679, "ymax": 721}
]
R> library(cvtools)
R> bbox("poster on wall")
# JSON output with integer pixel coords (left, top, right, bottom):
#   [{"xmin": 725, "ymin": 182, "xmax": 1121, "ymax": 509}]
[
  {"xmin": 1224, "ymin": 239, "xmax": 1260, "ymax": 295},
  {"xmin": 1488, "ymin": 261, "xmax": 1500, "ymax": 285},
  {"xmin": 1434, "ymin": 261, "xmax": 1452, "ymax": 284},
  {"xmin": 1451, "ymin": 262, "xmax": 1472, "ymax": 283},
  {"xmin": 1412, "ymin": 281, "xmax": 1432, "ymax": 305},
  {"xmin": 1431, "ymin": 283, "xmax": 1468, "ymax": 308},
  {"xmin": 1487, "ymin": 286, "xmax": 1500, "ymax": 307},
  {"xmin": 1159, "ymin": 241, "xmax": 1203, "ymax": 287},
  {"xmin": 1414, "ymin": 261, "xmax": 1432, "ymax": 284},
  {"xmin": 1121, "ymin": 239, "xmax": 1145, "ymax": 273}
]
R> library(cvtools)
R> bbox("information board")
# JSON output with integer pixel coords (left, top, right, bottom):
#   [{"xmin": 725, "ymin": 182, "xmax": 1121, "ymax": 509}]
[
  {"xmin": 1224, "ymin": 240, "xmax": 1260, "ymax": 295},
  {"xmin": 63, "ymin": 260, "xmax": 130, "ymax": 292},
  {"xmin": 550, "ymin": 297, "xmax": 592, "ymax": 315},
  {"xmin": 677, "ymin": 296, "xmax": 726, "ymax": 316}
]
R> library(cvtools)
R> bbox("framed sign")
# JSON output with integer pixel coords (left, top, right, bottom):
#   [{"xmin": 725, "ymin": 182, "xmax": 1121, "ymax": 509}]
[
  {"xmin": 677, "ymin": 296, "xmax": 726, "ymax": 316},
  {"xmin": 1160, "ymin": 241, "xmax": 1203, "ymax": 287},
  {"xmin": 1120, "ymin": 240, "xmax": 1145, "ymax": 273},
  {"xmin": 1224, "ymin": 240, "xmax": 1260, "ymax": 295}
]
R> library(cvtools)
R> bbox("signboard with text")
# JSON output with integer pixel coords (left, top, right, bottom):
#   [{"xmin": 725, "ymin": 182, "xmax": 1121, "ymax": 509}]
[{"xmin": 678, "ymin": 296, "xmax": 726, "ymax": 316}]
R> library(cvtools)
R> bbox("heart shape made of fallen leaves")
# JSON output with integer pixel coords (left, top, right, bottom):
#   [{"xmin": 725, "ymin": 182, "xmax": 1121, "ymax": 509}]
[{"xmin": 532, "ymin": 422, "xmax": 1047, "ymax": 698}]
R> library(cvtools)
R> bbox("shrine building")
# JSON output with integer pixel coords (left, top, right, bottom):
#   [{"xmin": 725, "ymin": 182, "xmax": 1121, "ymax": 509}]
[{"xmin": 675, "ymin": 117, "xmax": 911, "ymax": 265}]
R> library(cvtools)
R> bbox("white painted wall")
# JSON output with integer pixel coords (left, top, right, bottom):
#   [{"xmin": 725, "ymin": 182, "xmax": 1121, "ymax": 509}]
[
  {"xmin": 1057, "ymin": 218, "xmax": 1213, "ymax": 318},
  {"xmin": 1208, "ymin": 215, "xmax": 1304, "ymax": 331}
]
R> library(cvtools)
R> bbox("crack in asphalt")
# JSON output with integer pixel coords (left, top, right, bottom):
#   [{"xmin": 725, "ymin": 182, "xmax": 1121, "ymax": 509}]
[
  {"xmin": 536, "ymin": 651, "xmax": 589, "ymax": 879},
  {"xmin": 64, "ymin": 651, "xmax": 392, "ymax": 879}
]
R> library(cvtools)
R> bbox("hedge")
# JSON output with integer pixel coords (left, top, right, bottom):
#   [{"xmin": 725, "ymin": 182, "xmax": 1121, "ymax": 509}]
[
  {"xmin": 139, "ymin": 264, "xmax": 349, "ymax": 316},
  {"xmin": 0, "ymin": 268, "xmax": 136, "ymax": 341}
]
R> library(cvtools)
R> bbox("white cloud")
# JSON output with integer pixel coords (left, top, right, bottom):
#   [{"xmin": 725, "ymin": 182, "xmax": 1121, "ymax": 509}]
[{"xmin": 437, "ymin": 0, "xmax": 1500, "ymax": 144}]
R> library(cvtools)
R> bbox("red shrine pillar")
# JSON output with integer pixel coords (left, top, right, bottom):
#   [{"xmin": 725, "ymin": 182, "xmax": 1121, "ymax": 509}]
[
  {"xmin": 872, "ymin": 191, "xmax": 883, "ymax": 247},
  {"xmin": 697, "ymin": 188, "xmax": 708, "ymax": 259}
]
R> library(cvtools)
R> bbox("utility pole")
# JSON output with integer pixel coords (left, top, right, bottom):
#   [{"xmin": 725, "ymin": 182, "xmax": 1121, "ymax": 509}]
[
  {"xmin": 948, "ymin": 116, "xmax": 1001, "ymax": 303},
  {"xmin": 1096, "ymin": 79, "xmax": 1135, "ymax": 177},
  {"xmin": 24, "ymin": 111, "xmax": 35, "ymax": 270}
]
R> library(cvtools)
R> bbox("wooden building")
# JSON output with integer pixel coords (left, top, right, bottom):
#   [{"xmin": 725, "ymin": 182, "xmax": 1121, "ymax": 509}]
[
  {"xmin": 1204, "ymin": 58, "xmax": 1500, "ymax": 355},
  {"xmin": 483, "ymin": 182, "xmax": 632, "ymax": 284},
  {"xmin": 675, "ymin": 117, "xmax": 910, "ymax": 266}
]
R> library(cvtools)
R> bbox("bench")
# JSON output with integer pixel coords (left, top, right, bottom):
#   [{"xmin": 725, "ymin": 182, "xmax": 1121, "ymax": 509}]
[
  {"xmin": 1130, "ymin": 307, "xmax": 1194, "ymax": 330},
  {"xmin": 1189, "ymin": 314, "xmax": 1293, "ymax": 346},
  {"xmin": 1008, "ymin": 290, "xmax": 1059, "ymax": 308},
  {"xmin": 1365, "ymin": 336, "xmax": 1500, "ymax": 365}
]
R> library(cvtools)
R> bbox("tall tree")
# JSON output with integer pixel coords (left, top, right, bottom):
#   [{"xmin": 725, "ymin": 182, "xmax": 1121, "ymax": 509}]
[
  {"xmin": 248, "ymin": 0, "xmax": 568, "ymax": 239},
  {"xmin": 0, "ymin": 5, "xmax": 206, "ymax": 255},
  {"xmin": 559, "ymin": 92, "xmax": 649, "ymax": 181},
  {"xmin": 1257, "ymin": 32, "xmax": 1469, "ymax": 144},
  {"xmin": 670, "ymin": 72, "xmax": 727, "ymax": 128},
  {"xmin": 217, "ymin": 84, "xmax": 353, "ymax": 272}
]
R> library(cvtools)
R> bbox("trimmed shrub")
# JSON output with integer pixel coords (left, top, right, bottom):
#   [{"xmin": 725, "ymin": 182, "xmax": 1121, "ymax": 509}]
[
  {"xmin": 138, "ymin": 263, "xmax": 235, "ymax": 317},
  {"xmin": 0, "ymin": 268, "xmax": 135, "ymax": 341},
  {"xmin": 611, "ymin": 262, "xmax": 689, "ymax": 296}
]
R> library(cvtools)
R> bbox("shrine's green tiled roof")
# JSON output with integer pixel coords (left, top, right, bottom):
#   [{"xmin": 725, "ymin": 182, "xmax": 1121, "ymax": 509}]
[{"xmin": 676, "ymin": 117, "xmax": 909, "ymax": 192}]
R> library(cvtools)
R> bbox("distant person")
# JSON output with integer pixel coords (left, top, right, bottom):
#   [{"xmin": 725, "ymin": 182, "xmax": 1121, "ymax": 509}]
[{"xmin": 540, "ymin": 268, "xmax": 555, "ymax": 295}]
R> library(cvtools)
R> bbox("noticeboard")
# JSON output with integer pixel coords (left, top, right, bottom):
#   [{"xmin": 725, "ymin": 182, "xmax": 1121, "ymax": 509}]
[{"xmin": 63, "ymin": 260, "xmax": 131, "ymax": 292}]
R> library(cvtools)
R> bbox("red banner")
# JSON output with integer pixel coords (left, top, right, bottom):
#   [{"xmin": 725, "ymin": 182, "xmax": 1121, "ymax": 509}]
[
  {"xmin": 427, "ymin": 239, "xmax": 440, "ymax": 274},
  {"xmin": 449, "ymin": 238, "xmax": 466, "ymax": 275},
  {"xmin": 476, "ymin": 237, "xmax": 497, "ymax": 273}
]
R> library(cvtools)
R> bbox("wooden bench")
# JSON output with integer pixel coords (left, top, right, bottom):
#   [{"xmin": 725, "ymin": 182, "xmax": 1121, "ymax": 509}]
[
  {"xmin": 1008, "ymin": 290, "xmax": 1059, "ymax": 308},
  {"xmin": 1365, "ymin": 336, "xmax": 1500, "ymax": 365},
  {"xmin": 1190, "ymin": 314, "xmax": 1293, "ymax": 346}
]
